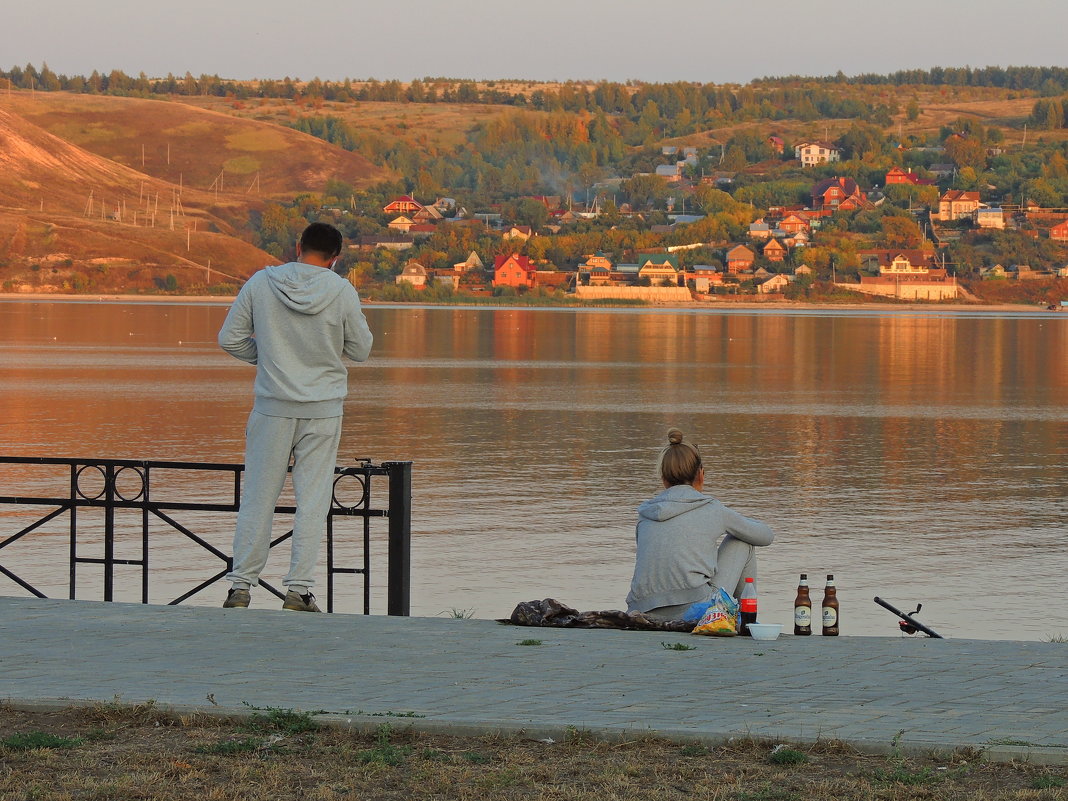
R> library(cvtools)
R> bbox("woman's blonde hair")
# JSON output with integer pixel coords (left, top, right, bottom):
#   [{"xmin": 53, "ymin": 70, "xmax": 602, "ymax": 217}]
[{"xmin": 658, "ymin": 427, "xmax": 703, "ymax": 487}]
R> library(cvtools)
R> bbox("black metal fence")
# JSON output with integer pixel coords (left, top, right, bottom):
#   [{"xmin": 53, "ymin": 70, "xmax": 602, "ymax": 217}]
[{"xmin": 0, "ymin": 456, "xmax": 411, "ymax": 615}]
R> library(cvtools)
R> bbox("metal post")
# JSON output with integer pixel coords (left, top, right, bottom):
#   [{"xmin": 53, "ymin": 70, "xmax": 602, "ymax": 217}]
[
  {"xmin": 69, "ymin": 464, "xmax": 77, "ymax": 599},
  {"xmin": 104, "ymin": 464, "xmax": 115, "ymax": 602},
  {"xmin": 384, "ymin": 461, "xmax": 412, "ymax": 616}
]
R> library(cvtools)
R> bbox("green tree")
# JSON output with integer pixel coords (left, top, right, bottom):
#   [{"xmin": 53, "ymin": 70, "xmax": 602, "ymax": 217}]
[{"xmin": 880, "ymin": 216, "xmax": 924, "ymax": 249}]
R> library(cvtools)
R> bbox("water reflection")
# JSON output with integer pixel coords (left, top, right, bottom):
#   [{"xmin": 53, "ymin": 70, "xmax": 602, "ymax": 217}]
[{"xmin": 0, "ymin": 301, "xmax": 1065, "ymax": 639}]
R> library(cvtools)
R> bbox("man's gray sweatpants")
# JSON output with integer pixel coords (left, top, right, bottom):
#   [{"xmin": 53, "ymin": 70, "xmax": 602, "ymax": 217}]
[{"xmin": 226, "ymin": 410, "xmax": 343, "ymax": 592}]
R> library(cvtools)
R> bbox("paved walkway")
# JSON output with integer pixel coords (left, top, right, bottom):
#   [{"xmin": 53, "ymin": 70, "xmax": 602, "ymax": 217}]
[{"xmin": 1, "ymin": 598, "xmax": 1066, "ymax": 763}]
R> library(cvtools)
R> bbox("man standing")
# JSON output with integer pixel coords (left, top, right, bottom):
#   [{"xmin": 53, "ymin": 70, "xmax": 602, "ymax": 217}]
[{"xmin": 218, "ymin": 222, "xmax": 373, "ymax": 611}]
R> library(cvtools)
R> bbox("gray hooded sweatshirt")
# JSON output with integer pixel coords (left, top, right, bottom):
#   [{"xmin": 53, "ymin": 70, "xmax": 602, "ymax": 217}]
[
  {"xmin": 626, "ymin": 484, "xmax": 775, "ymax": 613},
  {"xmin": 218, "ymin": 262, "xmax": 373, "ymax": 418}
]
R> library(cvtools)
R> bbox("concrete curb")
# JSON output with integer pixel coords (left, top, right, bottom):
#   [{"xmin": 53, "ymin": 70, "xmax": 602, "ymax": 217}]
[{"xmin": 5, "ymin": 697, "xmax": 1066, "ymax": 766}]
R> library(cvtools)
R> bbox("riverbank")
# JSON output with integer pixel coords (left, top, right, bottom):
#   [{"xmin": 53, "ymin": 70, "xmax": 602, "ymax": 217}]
[
  {"xmin": 0, "ymin": 291, "xmax": 1057, "ymax": 314},
  {"xmin": 2, "ymin": 597, "xmax": 1065, "ymax": 767}
]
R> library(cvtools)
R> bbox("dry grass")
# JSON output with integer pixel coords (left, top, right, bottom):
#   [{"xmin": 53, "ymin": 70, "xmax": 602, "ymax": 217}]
[{"xmin": 1, "ymin": 704, "xmax": 1065, "ymax": 800}]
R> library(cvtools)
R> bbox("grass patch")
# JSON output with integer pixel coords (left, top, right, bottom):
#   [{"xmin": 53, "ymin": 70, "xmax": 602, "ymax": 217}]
[
  {"xmin": 768, "ymin": 746, "xmax": 809, "ymax": 765},
  {"xmin": 357, "ymin": 724, "xmax": 412, "ymax": 766},
  {"xmin": 661, "ymin": 641, "xmax": 697, "ymax": 651},
  {"xmin": 192, "ymin": 737, "xmax": 263, "ymax": 755},
  {"xmin": 516, "ymin": 639, "xmax": 543, "ymax": 646},
  {"xmin": 1032, "ymin": 774, "xmax": 1067, "ymax": 789},
  {"xmin": 242, "ymin": 706, "xmax": 320, "ymax": 735},
  {"xmin": 0, "ymin": 731, "xmax": 84, "ymax": 751}
]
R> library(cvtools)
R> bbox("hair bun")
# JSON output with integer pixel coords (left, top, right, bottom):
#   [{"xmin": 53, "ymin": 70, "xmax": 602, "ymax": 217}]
[{"xmin": 667, "ymin": 427, "xmax": 684, "ymax": 446}]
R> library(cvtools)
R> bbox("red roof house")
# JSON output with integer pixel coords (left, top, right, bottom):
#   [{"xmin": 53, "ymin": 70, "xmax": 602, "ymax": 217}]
[
  {"xmin": 811, "ymin": 177, "xmax": 869, "ymax": 211},
  {"xmin": 383, "ymin": 195, "xmax": 424, "ymax": 216},
  {"xmin": 493, "ymin": 253, "xmax": 537, "ymax": 289},
  {"xmin": 885, "ymin": 167, "xmax": 935, "ymax": 186}
]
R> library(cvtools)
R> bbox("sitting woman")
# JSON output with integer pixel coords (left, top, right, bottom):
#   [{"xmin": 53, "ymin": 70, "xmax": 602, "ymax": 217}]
[{"xmin": 626, "ymin": 428, "xmax": 775, "ymax": 621}]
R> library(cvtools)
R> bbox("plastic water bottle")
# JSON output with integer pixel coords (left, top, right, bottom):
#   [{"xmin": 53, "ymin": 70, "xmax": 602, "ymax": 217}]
[{"xmin": 739, "ymin": 577, "xmax": 758, "ymax": 636}]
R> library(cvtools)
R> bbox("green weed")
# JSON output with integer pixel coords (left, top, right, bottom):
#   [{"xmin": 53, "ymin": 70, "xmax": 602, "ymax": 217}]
[
  {"xmin": 1031, "ymin": 774, "xmax": 1067, "ymax": 789},
  {"xmin": 517, "ymin": 639, "xmax": 543, "ymax": 646},
  {"xmin": 768, "ymin": 747, "xmax": 808, "ymax": 765},
  {"xmin": 193, "ymin": 738, "xmax": 263, "ymax": 755},
  {"xmin": 357, "ymin": 724, "xmax": 412, "ymax": 766},
  {"xmin": 242, "ymin": 706, "xmax": 320, "ymax": 735},
  {"xmin": 661, "ymin": 641, "xmax": 697, "ymax": 651},
  {"xmin": 0, "ymin": 731, "xmax": 84, "ymax": 751}
]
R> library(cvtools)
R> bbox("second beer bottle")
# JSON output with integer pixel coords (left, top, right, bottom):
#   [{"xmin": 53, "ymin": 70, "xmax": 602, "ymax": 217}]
[
  {"xmin": 793, "ymin": 573, "xmax": 812, "ymax": 635},
  {"xmin": 821, "ymin": 574, "xmax": 840, "ymax": 636}
]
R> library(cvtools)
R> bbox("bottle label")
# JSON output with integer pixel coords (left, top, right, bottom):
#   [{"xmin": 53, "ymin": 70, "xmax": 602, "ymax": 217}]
[
  {"xmin": 822, "ymin": 607, "xmax": 838, "ymax": 627},
  {"xmin": 794, "ymin": 607, "xmax": 811, "ymax": 626},
  {"xmin": 740, "ymin": 599, "xmax": 757, "ymax": 613}
]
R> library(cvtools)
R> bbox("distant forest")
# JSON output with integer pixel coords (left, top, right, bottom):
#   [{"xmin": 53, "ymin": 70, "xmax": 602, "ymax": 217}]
[{"xmin": 6, "ymin": 63, "xmax": 1068, "ymax": 132}]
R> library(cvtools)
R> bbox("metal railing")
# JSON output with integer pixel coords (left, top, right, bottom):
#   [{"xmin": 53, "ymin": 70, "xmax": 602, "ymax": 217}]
[{"xmin": 0, "ymin": 456, "xmax": 411, "ymax": 615}]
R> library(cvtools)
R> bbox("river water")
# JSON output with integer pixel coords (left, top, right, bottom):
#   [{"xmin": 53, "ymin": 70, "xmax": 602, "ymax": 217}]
[{"xmin": 0, "ymin": 300, "xmax": 1065, "ymax": 640}]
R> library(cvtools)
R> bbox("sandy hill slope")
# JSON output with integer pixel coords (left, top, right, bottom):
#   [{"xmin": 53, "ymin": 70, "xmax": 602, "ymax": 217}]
[
  {"xmin": 3, "ymin": 92, "xmax": 387, "ymax": 198},
  {"xmin": 0, "ymin": 93, "xmax": 389, "ymax": 292}
]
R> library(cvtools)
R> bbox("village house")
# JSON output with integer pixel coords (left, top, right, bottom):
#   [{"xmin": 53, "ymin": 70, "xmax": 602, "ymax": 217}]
[
  {"xmin": 637, "ymin": 254, "xmax": 682, "ymax": 285},
  {"xmin": 885, "ymin": 167, "xmax": 935, "ymax": 186},
  {"xmin": 580, "ymin": 253, "xmax": 614, "ymax": 286},
  {"xmin": 778, "ymin": 213, "xmax": 810, "ymax": 234},
  {"xmin": 412, "ymin": 205, "xmax": 444, "ymax": 223},
  {"xmin": 748, "ymin": 219, "xmax": 772, "ymax": 240},
  {"xmin": 762, "ymin": 238, "xmax": 787, "ymax": 262},
  {"xmin": 725, "ymin": 245, "xmax": 756, "ymax": 274},
  {"xmin": 383, "ymin": 195, "xmax": 423, "ymax": 216},
  {"xmin": 794, "ymin": 264, "xmax": 815, "ymax": 277},
  {"xmin": 858, "ymin": 249, "xmax": 936, "ymax": 275},
  {"xmin": 853, "ymin": 249, "xmax": 956, "ymax": 299},
  {"xmin": 396, "ymin": 260, "xmax": 428, "ymax": 288},
  {"xmin": 493, "ymin": 253, "xmax": 537, "ymax": 290},
  {"xmin": 939, "ymin": 190, "xmax": 981, "ymax": 222},
  {"xmin": 811, "ymin": 177, "xmax": 869, "ymax": 211},
  {"xmin": 758, "ymin": 274, "xmax": 790, "ymax": 294},
  {"xmin": 355, "ymin": 233, "xmax": 414, "ymax": 252},
  {"xmin": 655, "ymin": 164, "xmax": 683, "ymax": 181},
  {"xmin": 767, "ymin": 135, "xmax": 785, "ymax": 155},
  {"xmin": 1049, "ymin": 220, "xmax": 1068, "ymax": 242},
  {"xmin": 387, "ymin": 215, "xmax": 415, "ymax": 232},
  {"xmin": 429, "ymin": 269, "xmax": 459, "ymax": 291},
  {"xmin": 453, "ymin": 251, "xmax": 484, "ymax": 272},
  {"xmin": 975, "ymin": 207, "xmax": 1006, "ymax": 230},
  {"xmin": 409, "ymin": 223, "xmax": 437, "ymax": 239},
  {"xmin": 503, "ymin": 225, "xmax": 533, "ymax": 241},
  {"xmin": 979, "ymin": 264, "xmax": 1007, "ymax": 279},
  {"xmin": 794, "ymin": 141, "xmax": 841, "ymax": 167}
]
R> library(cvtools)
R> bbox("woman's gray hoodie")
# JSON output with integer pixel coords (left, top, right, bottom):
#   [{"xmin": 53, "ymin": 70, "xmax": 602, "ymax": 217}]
[
  {"xmin": 218, "ymin": 262, "xmax": 373, "ymax": 418},
  {"xmin": 626, "ymin": 484, "xmax": 775, "ymax": 613}
]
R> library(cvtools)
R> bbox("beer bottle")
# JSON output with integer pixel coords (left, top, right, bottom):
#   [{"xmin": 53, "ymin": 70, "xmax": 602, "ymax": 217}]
[
  {"xmin": 793, "ymin": 573, "xmax": 812, "ymax": 635},
  {"xmin": 821, "ymin": 574, "xmax": 839, "ymax": 636},
  {"xmin": 739, "ymin": 577, "xmax": 758, "ymax": 636}
]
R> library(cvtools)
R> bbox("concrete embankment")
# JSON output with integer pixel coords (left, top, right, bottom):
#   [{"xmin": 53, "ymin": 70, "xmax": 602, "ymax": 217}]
[{"xmin": 0, "ymin": 597, "xmax": 1065, "ymax": 764}]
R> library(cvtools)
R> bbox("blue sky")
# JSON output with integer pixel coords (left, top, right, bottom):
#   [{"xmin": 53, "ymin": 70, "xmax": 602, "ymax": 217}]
[{"xmin": 3, "ymin": 0, "xmax": 1065, "ymax": 85}]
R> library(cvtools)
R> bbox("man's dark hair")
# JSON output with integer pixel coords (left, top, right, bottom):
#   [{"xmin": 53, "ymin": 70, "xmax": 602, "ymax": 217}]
[{"xmin": 299, "ymin": 222, "xmax": 343, "ymax": 260}]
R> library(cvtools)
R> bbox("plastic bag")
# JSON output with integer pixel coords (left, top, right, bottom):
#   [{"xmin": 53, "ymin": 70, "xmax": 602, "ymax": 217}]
[{"xmin": 691, "ymin": 587, "xmax": 739, "ymax": 636}]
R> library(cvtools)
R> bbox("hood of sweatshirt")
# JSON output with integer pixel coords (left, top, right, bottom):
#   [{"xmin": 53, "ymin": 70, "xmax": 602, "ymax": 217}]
[
  {"xmin": 264, "ymin": 262, "xmax": 346, "ymax": 315},
  {"xmin": 637, "ymin": 484, "xmax": 713, "ymax": 522}
]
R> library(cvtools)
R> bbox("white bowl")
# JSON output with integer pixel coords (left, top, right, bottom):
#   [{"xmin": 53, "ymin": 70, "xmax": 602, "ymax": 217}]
[{"xmin": 747, "ymin": 623, "xmax": 782, "ymax": 641}]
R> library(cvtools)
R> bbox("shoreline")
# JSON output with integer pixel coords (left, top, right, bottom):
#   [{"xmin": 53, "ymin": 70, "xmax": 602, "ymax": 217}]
[{"xmin": 0, "ymin": 292, "xmax": 1058, "ymax": 314}]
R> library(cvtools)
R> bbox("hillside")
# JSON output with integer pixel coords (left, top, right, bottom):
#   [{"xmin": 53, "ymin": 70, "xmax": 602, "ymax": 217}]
[
  {"xmin": 3, "ymin": 93, "xmax": 388, "ymax": 198},
  {"xmin": 0, "ymin": 93, "xmax": 391, "ymax": 293}
]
